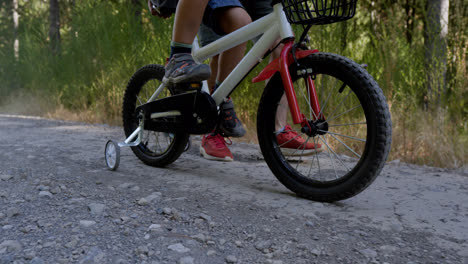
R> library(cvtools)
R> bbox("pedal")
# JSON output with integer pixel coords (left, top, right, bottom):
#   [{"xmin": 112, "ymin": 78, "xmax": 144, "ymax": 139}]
[{"xmin": 173, "ymin": 82, "xmax": 202, "ymax": 94}]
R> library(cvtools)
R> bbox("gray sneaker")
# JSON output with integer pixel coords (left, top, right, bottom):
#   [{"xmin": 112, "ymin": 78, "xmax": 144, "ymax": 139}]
[
  {"xmin": 164, "ymin": 53, "xmax": 211, "ymax": 85},
  {"xmin": 217, "ymin": 98, "xmax": 246, "ymax": 138}
]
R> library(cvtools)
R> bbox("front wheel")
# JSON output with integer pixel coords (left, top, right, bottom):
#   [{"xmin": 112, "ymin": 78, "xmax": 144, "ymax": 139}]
[{"xmin": 257, "ymin": 53, "xmax": 392, "ymax": 202}]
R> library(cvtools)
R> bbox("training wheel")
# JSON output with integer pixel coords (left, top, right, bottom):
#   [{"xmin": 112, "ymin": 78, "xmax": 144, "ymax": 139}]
[{"xmin": 105, "ymin": 140, "xmax": 120, "ymax": 171}]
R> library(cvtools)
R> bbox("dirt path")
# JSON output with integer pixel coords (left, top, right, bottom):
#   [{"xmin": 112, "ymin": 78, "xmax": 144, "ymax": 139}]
[{"xmin": 1, "ymin": 114, "xmax": 467, "ymax": 264}]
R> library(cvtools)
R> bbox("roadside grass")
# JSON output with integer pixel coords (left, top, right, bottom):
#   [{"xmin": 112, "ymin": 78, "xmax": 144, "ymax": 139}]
[{"xmin": 1, "ymin": 91, "xmax": 466, "ymax": 169}]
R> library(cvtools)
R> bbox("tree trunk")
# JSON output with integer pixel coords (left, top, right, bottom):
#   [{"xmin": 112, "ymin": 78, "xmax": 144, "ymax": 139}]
[
  {"xmin": 424, "ymin": 0, "xmax": 449, "ymax": 108},
  {"xmin": 131, "ymin": 0, "xmax": 141, "ymax": 22},
  {"xmin": 405, "ymin": 0, "xmax": 415, "ymax": 45},
  {"xmin": 12, "ymin": 0, "xmax": 19, "ymax": 60},
  {"xmin": 49, "ymin": 0, "xmax": 60, "ymax": 55},
  {"xmin": 340, "ymin": 21, "xmax": 348, "ymax": 53}
]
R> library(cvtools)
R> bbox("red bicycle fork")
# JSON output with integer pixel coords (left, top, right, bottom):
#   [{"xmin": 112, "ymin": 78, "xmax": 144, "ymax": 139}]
[{"xmin": 253, "ymin": 40, "xmax": 323, "ymax": 129}]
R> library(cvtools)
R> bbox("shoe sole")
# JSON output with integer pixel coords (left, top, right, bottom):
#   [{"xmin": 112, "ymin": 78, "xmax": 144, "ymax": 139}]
[
  {"xmin": 199, "ymin": 146, "xmax": 233, "ymax": 162},
  {"xmin": 163, "ymin": 72, "xmax": 211, "ymax": 85}
]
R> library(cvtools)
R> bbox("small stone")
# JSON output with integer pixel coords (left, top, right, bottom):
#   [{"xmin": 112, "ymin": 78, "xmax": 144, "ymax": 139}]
[
  {"xmin": 149, "ymin": 224, "xmax": 163, "ymax": 232},
  {"xmin": 136, "ymin": 245, "xmax": 149, "ymax": 255},
  {"xmin": 303, "ymin": 212, "xmax": 319, "ymax": 220},
  {"xmin": 79, "ymin": 246, "xmax": 105, "ymax": 264},
  {"xmin": 80, "ymin": 220, "xmax": 96, "ymax": 228},
  {"xmin": 50, "ymin": 187, "xmax": 61, "ymax": 194},
  {"xmin": 390, "ymin": 223, "xmax": 403, "ymax": 232},
  {"xmin": 225, "ymin": 255, "xmax": 237, "ymax": 263},
  {"xmin": 168, "ymin": 243, "xmax": 190, "ymax": 253},
  {"xmin": 255, "ymin": 240, "xmax": 272, "ymax": 252},
  {"xmin": 88, "ymin": 203, "xmax": 105, "ymax": 215},
  {"xmin": 0, "ymin": 174, "xmax": 13, "ymax": 181},
  {"xmin": 30, "ymin": 257, "xmax": 45, "ymax": 264},
  {"xmin": 199, "ymin": 213, "xmax": 212, "ymax": 222},
  {"xmin": 359, "ymin": 248, "xmax": 378, "ymax": 259},
  {"xmin": 38, "ymin": 185, "xmax": 49, "ymax": 191},
  {"xmin": 207, "ymin": 250, "xmax": 216, "ymax": 256},
  {"xmin": 179, "ymin": 256, "xmax": 194, "ymax": 264},
  {"xmin": 379, "ymin": 245, "xmax": 398, "ymax": 253},
  {"xmin": 145, "ymin": 192, "xmax": 162, "ymax": 203},
  {"xmin": 130, "ymin": 186, "xmax": 140, "ymax": 191},
  {"xmin": 65, "ymin": 239, "xmax": 79, "ymax": 248},
  {"xmin": 24, "ymin": 250, "xmax": 36, "ymax": 260},
  {"xmin": 119, "ymin": 183, "xmax": 133, "ymax": 189},
  {"xmin": 162, "ymin": 208, "xmax": 172, "ymax": 215},
  {"xmin": 311, "ymin": 248, "xmax": 320, "ymax": 256},
  {"xmin": 192, "ymin": 233, "xmax": 206, "ymax": 242},
  {"xmin": 6, "ymin": 207, "xmax": 20, "ymax": 218},
  {"xmin": 38, "ymin": 191, "xmax": 53, "ymax": 198},
  {"xmin": 3, "ymin": 225, "xmax": 14, "ymax": 230},
  {"xmin": 137, "ymin": 198, "xmax": 149, "ymax": 206},
  {"xmin": 234, "ymin": 241, "xmax": 242, "ymax": 247},
  {"xmin": 0, "ymin": 240, "xmax": 22, "ymax": 252},
  {"xmin": 271, "ymin": 261, "xmax": 283, "ymax": 264}
]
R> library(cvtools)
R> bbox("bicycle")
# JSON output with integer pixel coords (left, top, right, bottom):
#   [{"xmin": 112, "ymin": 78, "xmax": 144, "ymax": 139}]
[{"xmin": 104, "ymin": 0, "xmax": 392, "ymax": 202}]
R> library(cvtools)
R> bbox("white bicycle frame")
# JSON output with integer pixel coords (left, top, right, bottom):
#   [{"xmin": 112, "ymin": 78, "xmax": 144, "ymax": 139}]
[{"xmin": 123, "ymin": 3, "xmax": 294, "ymax": 146}]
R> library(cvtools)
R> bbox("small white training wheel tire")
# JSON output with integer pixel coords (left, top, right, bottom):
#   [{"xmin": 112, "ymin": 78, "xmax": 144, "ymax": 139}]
[{"xmin": 105, "ymin": 140, "xmax": 120, "ymax": 171}]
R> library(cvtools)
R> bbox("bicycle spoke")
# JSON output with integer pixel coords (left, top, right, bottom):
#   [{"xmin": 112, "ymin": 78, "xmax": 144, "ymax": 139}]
[
  {"xmin": 320, "ymin": 130, "xmax": 366, "ymax": 142},
  {"xmin": 328, "ymin": 122, "xmax": 367, "ymax": 127},
  {"xmin": 307, "ymin": 136, "xmax": 322, "ymax": 180},
  {"xmin": 318, "ymin": 77, "xmax": 338, "ymax": 118},
  {"xmin": 300, "ymin": 83, "xmax": 319, "ymax": 121},
  {"xmin": 276, "ymin": 132, "xmax": 304, "ymax": 148},
  {"xmin": 326, "ymin": 133, "xmax": 362, "ymax": 159},
  {"xmin": 154, "ymin": 132, "xmax": 163, "ymax": 153},
  {"xmin": 294, "ymin": 137, "xmax": 311, "ymax": 171},
  {"xmin": 145, "ymin": 85, "xmax": 149, "ymax": 101},
  {"xmin": 317, "ymin": 135, "xmax": 351, "ymax": 172},
  {"xmin": 328, "ymin": 89, "xmax": 352, "ymax": 119},
  {"xmin": 326, "ymin": 104, "xmax": 362, "ymax": 123},
  {"xmin": 136, "ymin": 95, "xmax": 144, "ymax": 107},
  {"xmin": 321, "ymin": 134, "xmax": 339, "ymax": 179}
]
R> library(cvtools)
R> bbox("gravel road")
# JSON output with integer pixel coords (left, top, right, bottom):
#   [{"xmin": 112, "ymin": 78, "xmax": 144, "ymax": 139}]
[{"xmin": 0, "ymin": 114, "xmax": 467, "ymax": 264}]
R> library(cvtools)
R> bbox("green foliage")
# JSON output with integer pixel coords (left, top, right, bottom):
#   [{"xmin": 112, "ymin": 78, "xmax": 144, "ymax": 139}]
[{"xmin": 0, "ymin": 0, "xmax": 466, "ymax": 167}]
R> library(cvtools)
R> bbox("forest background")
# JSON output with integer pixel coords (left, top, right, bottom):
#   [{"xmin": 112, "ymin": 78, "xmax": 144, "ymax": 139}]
[{"xmin": 0, "ymin": 0, "xmax": 466, "ymax": 168}]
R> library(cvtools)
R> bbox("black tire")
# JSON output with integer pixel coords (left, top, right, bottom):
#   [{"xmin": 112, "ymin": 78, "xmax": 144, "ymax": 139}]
[
  {"xmin": 257, "ymin": 53, "xmax": 392, "ymax": 202},
  {"xmin": 122, "ymin": 64, "xmax": 189, "ymax": 167}
]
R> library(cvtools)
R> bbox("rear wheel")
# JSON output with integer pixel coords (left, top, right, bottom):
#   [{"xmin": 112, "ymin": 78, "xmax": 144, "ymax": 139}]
[
  {"xmin": 257, "ymin": 53, "xmax": 392, "ymax": 202},
  {"xmin": 122, "ymin": 64, "xmax": 189, "ymax": 167}
]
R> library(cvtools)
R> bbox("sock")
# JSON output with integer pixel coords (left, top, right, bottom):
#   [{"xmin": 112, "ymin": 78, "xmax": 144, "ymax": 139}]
[{"xmin": 170, "ymin": 41, "xmax": 192, "ymax": 58}]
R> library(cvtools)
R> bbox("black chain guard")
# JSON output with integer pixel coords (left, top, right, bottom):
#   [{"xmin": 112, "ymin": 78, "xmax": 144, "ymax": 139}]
[{"xmin": 135, "ymin": 90, "xmax": 218, "ymax": 135}]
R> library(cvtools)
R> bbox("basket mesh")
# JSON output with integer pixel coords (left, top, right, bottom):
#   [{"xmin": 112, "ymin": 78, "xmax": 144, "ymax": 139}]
[{"xmin": 282, "ymin": 0, "xmax": 357, "ymax": 25}]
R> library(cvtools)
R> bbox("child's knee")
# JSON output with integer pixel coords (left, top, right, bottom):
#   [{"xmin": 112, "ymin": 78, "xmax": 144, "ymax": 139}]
[{"xmin": 217, "ymin": 7, "xmax": 252, "ymax": 34}]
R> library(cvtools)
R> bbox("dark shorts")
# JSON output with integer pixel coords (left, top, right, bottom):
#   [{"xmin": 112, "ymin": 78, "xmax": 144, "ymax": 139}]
[{"xmin": 200, "ymin": 0, "xmax": 273, "ymax": 46}]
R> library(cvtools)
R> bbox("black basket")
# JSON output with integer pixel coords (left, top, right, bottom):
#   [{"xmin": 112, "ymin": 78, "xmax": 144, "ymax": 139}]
[{"xmin": 281, "ymin": 0, "xmax": 357, "ymax": 25}]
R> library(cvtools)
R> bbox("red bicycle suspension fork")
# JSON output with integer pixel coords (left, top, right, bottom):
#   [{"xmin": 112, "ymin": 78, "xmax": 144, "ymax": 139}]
[{"xmin": 278, "ymin": 41, "xmax": 322, "ymax": 126}]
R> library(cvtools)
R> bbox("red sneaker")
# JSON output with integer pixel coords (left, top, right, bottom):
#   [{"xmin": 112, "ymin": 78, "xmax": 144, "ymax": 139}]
[
  {"xmin": 276, "ymin": 125, "xmax": 324, "ymax": 156},
  {"xmin": 200, "ymin": 133, "xmax": 233, "ymax": 162}
]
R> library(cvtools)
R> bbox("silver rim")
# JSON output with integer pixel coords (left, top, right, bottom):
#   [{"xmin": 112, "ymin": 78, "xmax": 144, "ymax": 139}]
[
  {"xmin": 106, "ymin": 142, "xmax": 117, "ymax": 168},
  {"xmin": 135, "ymin": 79, "xmax": 175, "ymax": 156},
  {"xmin": 275, "ymin": 74, "xmax": 367, "ymax": 183}
]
